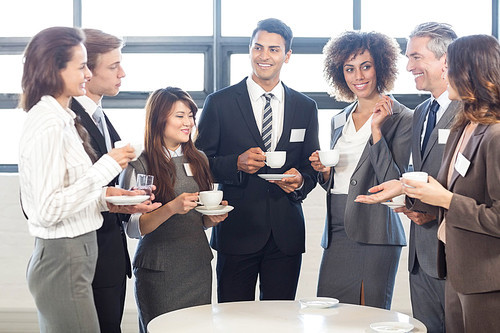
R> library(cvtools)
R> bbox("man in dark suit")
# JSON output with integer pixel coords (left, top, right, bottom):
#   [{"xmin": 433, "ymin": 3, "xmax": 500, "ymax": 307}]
[
  {"xmin": 196, "ymin": 18, "xmax": 319, "ymax": 302},
  {"xmin": 400, "ymin": 22, "xmax": 458, "ymax": 333},
  {"xmin": 70, "ymin": 29, "xmax": 131, "ymax": 333}
]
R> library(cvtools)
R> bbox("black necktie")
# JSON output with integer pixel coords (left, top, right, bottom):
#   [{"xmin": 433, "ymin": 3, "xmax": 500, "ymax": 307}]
[
  {"xmin": 421, "ymin": 100, "xmax": 439, "ymax": 155},
  {"xmin": 262, "ymin": 93, "xmax": 273, "ymax": 152}
]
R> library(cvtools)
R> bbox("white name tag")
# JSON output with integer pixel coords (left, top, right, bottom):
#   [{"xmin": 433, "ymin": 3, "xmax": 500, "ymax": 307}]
[
  {"xmin": 454, "ymin": 152, "xmax": 471, "ymax": 177},
  {"xmin": 184, "ymin": 163, "xmax": 194, "ymax": 177},
  {"xmin": 290, "ymin": 128, "xmax": 306, "ymax": 142},
  {"xmin": 438, "ymin": 129, "xmax": 451, "ymax": 144},
  {"xmin": 334, "ymin": 113, "xmax": 346, "ymax": 129}
]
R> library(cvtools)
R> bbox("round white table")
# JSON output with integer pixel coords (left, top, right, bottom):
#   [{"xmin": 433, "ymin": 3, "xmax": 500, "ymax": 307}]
[{"xmin": 148, "ymin": 300, "xmax": 427, "ymax": 332}]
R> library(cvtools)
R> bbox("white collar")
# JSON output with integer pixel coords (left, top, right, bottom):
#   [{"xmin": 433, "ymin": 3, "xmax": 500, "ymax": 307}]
[
  {"xmin": 163, "ymin": 145, "xmax": 183, "ymax": 157},
  {"xmin": 246, "ymin": 76, "xmax": 284, "ymax": 103},
  {"xmin": 74, "ymin": 95, "xmax": 102, "ymax": 118}
]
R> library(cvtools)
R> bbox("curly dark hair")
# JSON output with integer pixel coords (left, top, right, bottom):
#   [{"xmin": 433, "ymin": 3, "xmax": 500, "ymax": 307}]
[{"xmin": 323, "ymin": 31, "xmax": 400, "ymax": 102}]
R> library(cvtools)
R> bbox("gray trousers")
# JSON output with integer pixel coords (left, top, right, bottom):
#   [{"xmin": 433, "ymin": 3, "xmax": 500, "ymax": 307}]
[
  {"xmin": 27, "ymin": 231, "xmax": 99, "ymax": 333},
  {"xmin": 410, "ymin": 260, "xmax": 446, "ymax": 333}
]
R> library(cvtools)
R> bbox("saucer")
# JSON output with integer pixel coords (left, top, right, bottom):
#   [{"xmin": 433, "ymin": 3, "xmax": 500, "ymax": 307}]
[
  {"xmin": 381, "ymin": 202, "xmax": 405, "ymax": 209},
  {"xmin": 370, "ymin": 322, "xmax": 414, "ymax": 333},
  {"xmin": 105, "ymin": 195, "xmax": 150, "ymax": 205},
  {"xmin": 195, "ymin": 205, "xmax": 234, "ymax": 216},
  {"xmin": 299, "ymin": 297, "xmax": 339, "ymax": 308},
  {"xmin": 258, "ymin": 174, "xmax": 296, "ymax": 181}
]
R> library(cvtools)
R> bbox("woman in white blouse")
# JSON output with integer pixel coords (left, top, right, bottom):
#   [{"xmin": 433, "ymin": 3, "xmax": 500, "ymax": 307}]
[
  {"xmin": 18, "ymin": 27, "xmax": 156, "ymax": 332},
  {"xmin": 309, "ymin": 31, "xmax": 412, "ymax": 309}
]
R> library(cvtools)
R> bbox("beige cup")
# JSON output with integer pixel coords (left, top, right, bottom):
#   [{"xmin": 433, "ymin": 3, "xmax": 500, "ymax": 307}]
[
  {"xmin": 318, "ymin": 150, "xmax": 340, "ymax": 167},
  {"xmin": 265, "ymin": 151, "xmax": 286, "ymax": 168},
  {"xmin": 199, "ymin": 190, "xmax": 223, "ymax": 209},
  {"xmin": 402, "ymin": 171, "xmax": 428, "ymax": 187}
]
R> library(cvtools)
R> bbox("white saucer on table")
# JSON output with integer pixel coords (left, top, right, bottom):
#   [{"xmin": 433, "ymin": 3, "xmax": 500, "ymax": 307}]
[
  {"xmin": 105, "ymin": 195, "xmax": 150, "ymax": 205},
  {"xmin": 299, "ymin": 297, "xmax": 339, "ymax": 308},
  {"xmin": 258, "ymin": 174, "xmax": 295, "ymax": 181},
  {"xmin": 381, "ymin": 202, "xmax": 405, "ymax": 209},
  {"xmin": 195, "ymin": 205, "xmax": 234, "ymax": 216},
  {"xmin": 370, "ymin": 321, "xmax": 414, "ymax": 333}
]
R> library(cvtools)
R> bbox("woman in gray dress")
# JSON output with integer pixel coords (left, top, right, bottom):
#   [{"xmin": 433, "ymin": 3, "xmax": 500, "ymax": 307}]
[
  {"xmin": 121, "ymin": 87, "xmax": 227, "ymax": 333},
  {"xmin": 309, "ymin": 31, "xmax": 412, "ymax": 309}
]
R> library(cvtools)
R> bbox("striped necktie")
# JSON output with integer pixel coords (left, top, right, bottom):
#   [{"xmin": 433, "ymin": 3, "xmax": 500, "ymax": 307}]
[
  {"xmin": 92, "ymin": 106, "xmax": 112, "ymax": 152},
  {"xmin": 262, "ymin": 93, "xmax": 273, "ymax": 152}
]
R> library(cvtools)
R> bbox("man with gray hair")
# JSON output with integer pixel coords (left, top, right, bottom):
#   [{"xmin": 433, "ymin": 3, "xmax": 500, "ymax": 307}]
[{"xmin": 400, "ymin": 22, "xmax": 459, "ymax": 333}]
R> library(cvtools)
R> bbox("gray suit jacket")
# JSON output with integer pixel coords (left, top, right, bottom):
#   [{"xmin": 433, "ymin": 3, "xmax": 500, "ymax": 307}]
[
  {"xmin": 407, "ymin": 99, "xmax": 460, "ymax": 278},
  {"xmin": 437, "ymin": 123, "xmax": 500, "ymax": 294},
  {"xmin": 321, "ymin": 98, "xmax": 412, "ymax": 248}
]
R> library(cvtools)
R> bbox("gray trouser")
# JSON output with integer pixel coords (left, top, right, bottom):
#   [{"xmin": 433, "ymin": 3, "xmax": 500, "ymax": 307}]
[{"xmin": 27, "ymin": 231, "xmax": 99, "ymax": 333}]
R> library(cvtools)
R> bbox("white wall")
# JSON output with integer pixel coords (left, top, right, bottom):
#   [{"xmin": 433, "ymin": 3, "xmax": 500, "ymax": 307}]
[{"xmin": 0, "ymin": 173, "xmax": 412, "ymax": 331}]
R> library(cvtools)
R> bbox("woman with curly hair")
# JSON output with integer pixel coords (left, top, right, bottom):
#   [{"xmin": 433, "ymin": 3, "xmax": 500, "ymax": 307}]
[{"xmin": 309, "ymin": 31, "xmax": 412, "ymax": 309}]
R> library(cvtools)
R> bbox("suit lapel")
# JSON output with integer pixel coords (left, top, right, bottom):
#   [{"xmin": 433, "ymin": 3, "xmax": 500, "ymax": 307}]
[
  {"xmin": 235, "ymin": 80, "xmax": 266, "ymax": 150},
  {"xmin": 104, "ymin": 114, "xmax": 121, "ymax": 145},
  {"xmin": 351, "ymin": 97, "xmax": 401, "ymax": 176},
  {"xmin": 412, "ymin": 100, "xmax": 431, "ymax": 169},
  {"xmin": 422, "ymin": 100, "xmax": 460, "ymax": 162},
  {"xmin": 448, "ymin": 124, "xmax": 487, "ymax": 190},
  {"xmin": 276, "ymin": 83, "xmax": 296, "ymax": 150},
  {"xmin": 70, "ymin": 98, "xmax": 108, "ymax": 156}
]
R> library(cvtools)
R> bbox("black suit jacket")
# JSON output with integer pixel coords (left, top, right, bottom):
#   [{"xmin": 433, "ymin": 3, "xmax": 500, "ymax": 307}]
[
  {"xmin": 70, "ymin": 98, "xmax": 132, "ymax": 286},
  {"xmin": 195, "ymin": 78, "xmax": 319, "ymax": 256}
]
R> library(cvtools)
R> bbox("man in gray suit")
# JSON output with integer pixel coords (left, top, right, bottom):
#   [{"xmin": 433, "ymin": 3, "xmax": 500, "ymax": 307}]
[{"xmin": 400, "ymin": 22, "xmax": 458, "ymax": 333}]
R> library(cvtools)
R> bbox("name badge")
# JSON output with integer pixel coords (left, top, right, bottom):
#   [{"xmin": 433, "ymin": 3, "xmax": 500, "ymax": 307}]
[
  {"xmin": 334, "ymin": 112, "xmax": 346, "ymax": 129},
  {"xmin": 290, "ymin": 129, "xmax": 305, "ymax": 142},
  {"xmin": 454, "ymin": 152, "xmax": 471, "ymax": 177},
  {"xmin": 438, "ymin": 129, "xmax": 451, "ymax": 144},
  {"xmin": 183, "ymin": 163, "xmax": 193, "ymax": 177}
]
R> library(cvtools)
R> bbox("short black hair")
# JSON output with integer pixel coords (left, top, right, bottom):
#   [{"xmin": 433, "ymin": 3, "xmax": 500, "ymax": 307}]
[{"xmin": 250, "ymin": 18, "xmax": 293, "ymax": 53}]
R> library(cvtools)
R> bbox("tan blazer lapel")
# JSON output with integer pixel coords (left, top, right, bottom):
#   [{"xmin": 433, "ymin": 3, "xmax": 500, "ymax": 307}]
[{"xmin": 448, "ymin": 124, "xmax": 488, "ymax": 190}]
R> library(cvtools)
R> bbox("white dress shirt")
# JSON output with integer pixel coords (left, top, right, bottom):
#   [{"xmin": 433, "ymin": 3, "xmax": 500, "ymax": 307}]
[
  {"xmin": 18, "ymin": 96, "xmax": 122, "ymax": 239},
  {"xmin": 331, "ymin": 109, "xmax": 373, "ymax": 194},
  {"xmin": 74, "ymin": 95, "xmax": 101, "ymax": 122},
  {"xmin": 420, "ymin": 90, "xmax": 452, "ymax": 145},
  {"xmin": 246, "ymin": 76, "xmax": 285, "ymax": 152}
]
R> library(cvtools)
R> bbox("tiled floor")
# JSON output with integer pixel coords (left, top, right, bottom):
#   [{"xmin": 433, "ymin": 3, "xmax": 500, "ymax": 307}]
[{"xmin": 0, "ymin": 174, "xmax": 412, "ymax": 332}]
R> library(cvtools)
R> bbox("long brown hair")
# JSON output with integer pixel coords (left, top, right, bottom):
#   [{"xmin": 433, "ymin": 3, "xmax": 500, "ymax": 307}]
[
  {"xmin": 20, "ymin": 26, "xmax": 97, "ymax": 161},
  {"xmin": 447, "ymin": 34, "xmax": 500, "ymax": 127},
  {"xmin": 144, "ymin": 87, "xmax": 213, "ymax": 203},
  {"xmin": 20, "ymin": 27, "xmax": 84, "ymax": 111}
]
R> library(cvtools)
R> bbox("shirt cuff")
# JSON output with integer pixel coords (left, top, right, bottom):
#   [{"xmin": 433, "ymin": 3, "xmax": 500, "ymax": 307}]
[
  {"xmin": 126, "ymin": 213, "xmax": 142, "ymax": 239},
  {"xmin": 99, "ymin": 187, "xmax": 109, "ymax": 212}
]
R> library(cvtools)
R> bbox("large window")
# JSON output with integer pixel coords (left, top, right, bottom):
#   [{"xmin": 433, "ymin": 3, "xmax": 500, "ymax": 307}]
[{"xmin": 0, "ymin": 0, "xmax": 498, "ymax": 169}]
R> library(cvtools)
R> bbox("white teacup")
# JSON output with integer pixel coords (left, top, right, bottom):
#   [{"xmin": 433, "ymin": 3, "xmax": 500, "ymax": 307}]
[
  {"xmin": 115, "ymin": 140, "xmax": 144, "ymax": 161},
  {"xmin": 318, "ymin": 150, "xmax": 340, "ymax": 167},
  {"xmin": 265, "ymin": 151, "xmax": 286, "ymax": 168},
  {"xmin": 392, "ymin": 194, "xmax": 406, "ymax": 205},
  {"xmin": 199, "ymin": 190, "xmax": 223, "ymax": 209},
  {"xmin": 402, "ymin": 171, "xmax": 428, "ymax": 187}
]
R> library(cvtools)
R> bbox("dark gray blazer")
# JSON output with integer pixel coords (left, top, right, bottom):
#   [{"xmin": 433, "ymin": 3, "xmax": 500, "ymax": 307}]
[
  {"xmin": 407, "ymin": 99, "xmax": 460, "ymax": 278},
  {"xmin": 321, "ymin": 98, "xmax": 413, "ymax": 248}
]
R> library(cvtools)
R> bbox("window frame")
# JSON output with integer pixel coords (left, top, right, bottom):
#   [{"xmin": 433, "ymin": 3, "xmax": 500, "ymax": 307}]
[{"xmin": 0, "ymin": 0, "xmax": 499, "ymax": 171}]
